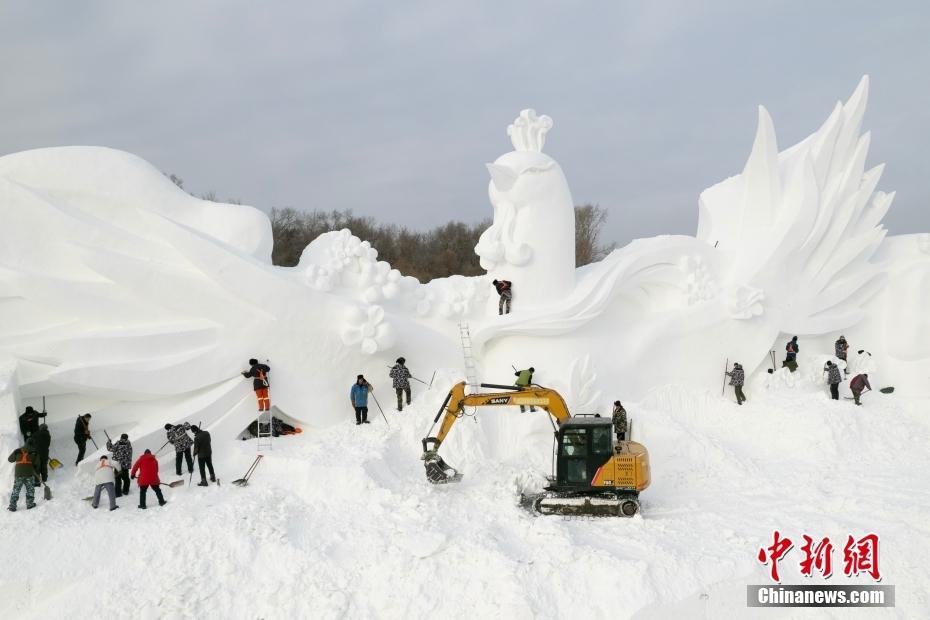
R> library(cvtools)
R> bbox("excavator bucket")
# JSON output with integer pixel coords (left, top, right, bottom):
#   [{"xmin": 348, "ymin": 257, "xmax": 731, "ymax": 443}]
[{"xmin": 423, "ymin": 454, "xmax": 463, "ymax": 484}]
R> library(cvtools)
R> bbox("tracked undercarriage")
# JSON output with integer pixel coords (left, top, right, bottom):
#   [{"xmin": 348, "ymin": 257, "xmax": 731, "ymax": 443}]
[{"xmin": 521, "ymin": 489, "xmax": 641, "ymax": 517}]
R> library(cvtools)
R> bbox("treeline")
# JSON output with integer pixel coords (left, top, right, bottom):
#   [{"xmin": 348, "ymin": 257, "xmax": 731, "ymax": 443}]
[
  {"xmin": 270, "ymin": 204, "xmax": 615, "ymax": 281},
  {"xmin": 270, "ymin": 208, "xmax": 489, "ymax": 281},
  {"xmin": 165, "ymin": 172, "xmax": 616, "ymax": 281}
]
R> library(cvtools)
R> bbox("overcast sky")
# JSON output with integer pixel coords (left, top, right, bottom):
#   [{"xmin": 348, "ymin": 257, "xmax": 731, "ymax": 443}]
[{"xmin": 2, "ymin": 2, "xmax": 928, "ymax": 246}]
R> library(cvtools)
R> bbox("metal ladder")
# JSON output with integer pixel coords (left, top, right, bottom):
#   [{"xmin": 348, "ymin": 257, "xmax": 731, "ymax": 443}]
[
  {"xmin": 458, "ymin": 323, "xmax": 479, "ymax": 394},
  {"xmin": 256, "ymin": 408, "xmax": 273, "ymax": 451}
]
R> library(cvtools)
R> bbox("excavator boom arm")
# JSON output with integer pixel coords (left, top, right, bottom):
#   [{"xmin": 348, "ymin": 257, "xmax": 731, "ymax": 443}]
[{"xmin": 423, "ymin": 381, "xmax": 571, "ymax": 454}]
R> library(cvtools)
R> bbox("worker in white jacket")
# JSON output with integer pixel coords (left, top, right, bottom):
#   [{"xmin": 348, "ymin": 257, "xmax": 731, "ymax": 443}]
[{"xmin": 92, "ymin": 455, "xmax": 120, "ymax": 511}]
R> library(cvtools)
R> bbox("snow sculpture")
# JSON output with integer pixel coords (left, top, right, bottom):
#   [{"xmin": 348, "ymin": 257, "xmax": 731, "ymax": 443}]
[
  {"xmin": 341, "ymin": 304, "xmax": 396, "ymax": 355},
  {"xmin": 475, "ymin": 109, "xmax": 576, "ymax": 307},
  {"xmin": 697, "ymin": 77, "xmax": 889, "ymax": 334},
  {"xmin": 3, "ymin": 74, "xmax": 929, "ymax": 471},
  {"xmin": 474, "ymin": 76, "xmax": 905, "ymax": 400}
]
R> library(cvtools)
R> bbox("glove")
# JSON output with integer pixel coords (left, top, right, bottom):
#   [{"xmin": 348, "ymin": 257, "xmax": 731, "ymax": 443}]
[{"xmin": 131, "ymin": 474, "xmax": 136, "ymax": 480}]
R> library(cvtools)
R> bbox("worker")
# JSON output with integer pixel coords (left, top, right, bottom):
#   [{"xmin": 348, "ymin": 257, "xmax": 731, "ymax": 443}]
[
  {"xmin": 106, "ymin": 433, "xmax": 133, "ymax": 497},
  {"xmin": 191, "ymin": 426, "xmax": 215, "ymax": 486},
  {"xmin": 514, "ymin": 367, "xmax": 537, "ymax": 412},
  {"xmin": 850, "ymin": 373, "xmax": 871, "ymax": 406},
  {"xmin": 164, "ymin": 422, "xmax": 194, "ymax": 477},
  {"xmin": 390, "ymin": 357, "xmax": 412, "ymax": 412},
  {"xmin": 242, "ymin": 358, "xmax": 271, "ymax": 412},
  {"xmin": 73, "ymin": 413, "xmax": 92, "ymax": 465},
  {"xmin": 824, "ymin": 361, "xmax": 842, "ymax": 400},
  {"xmin": 835, "ymin": 335, "xmax": 849, "ymax": 375},
  {"xmin": 612, "ymin": 401, "xmax": 628, "ymax": 442},
  {"xmin": 91, "ymin": 455, "xmax": 120, "ymax": 511},
  {"xmin": 350, "ymin": 375, "xmax": 372, "ymax": 425},
  {"xmin": 7, "ymin": 440, "xmax": 39, "ymax": 512},
  {"xmin": 726, "ymin": 362, "xmax": 746, "ymax": 405},
  {"xmin": 18, "ymin": 405, "xmax": 46, "ymax": 440},
  {"xmin": 130, "ymin": 449, "xmax": 166, "ymax": 509},
  {"xmin": 492, "ymin": 279, "xmax": 513, "ymax": 315},
  {"xmin": 32, "ymin": 423, "xmax": 51, "ymax": 484},
  {"xmin": 783, "ymin": 336, "xmax": 799, "ymax": 372}
]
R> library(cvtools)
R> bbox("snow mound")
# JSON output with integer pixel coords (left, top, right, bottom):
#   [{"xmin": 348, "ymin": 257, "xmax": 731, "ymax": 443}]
[{"xmin": 2, "ymin": 378, "xmax": 927, "ymax": 618}]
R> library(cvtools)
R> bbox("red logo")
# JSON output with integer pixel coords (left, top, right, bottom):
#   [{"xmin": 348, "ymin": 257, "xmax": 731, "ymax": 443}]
[{"xmin": 758, "ymin": 532, "xmax": 882, "ymax": 582}]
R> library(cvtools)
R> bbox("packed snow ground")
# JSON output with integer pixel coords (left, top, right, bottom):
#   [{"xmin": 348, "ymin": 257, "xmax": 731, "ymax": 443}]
[{"xmin": 2, "ymin": 371, "xmax": 928, "ymax": 619}]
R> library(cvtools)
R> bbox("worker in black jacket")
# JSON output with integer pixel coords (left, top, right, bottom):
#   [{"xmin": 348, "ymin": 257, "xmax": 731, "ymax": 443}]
[
  {"xmin": 19, "ymin": 406, "xmax": 47, "ymax": 440},
  {"xmin": 191, "ymin": 426, "xmax": 215, "ymax": 486},
  {"xmin": 242, "ymin": 358, "xmax": 271, "ymax": 411},
  {"xmin": 73, "ymin": 413, "xmax": 92, "ymax": 465},
  {"xmin": 32, "ymin": 424, "xmax": 52, "ymax": 483}
]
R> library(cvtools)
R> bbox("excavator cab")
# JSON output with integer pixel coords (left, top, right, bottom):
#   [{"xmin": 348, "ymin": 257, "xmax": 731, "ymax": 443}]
[{"xmin": 554, "ymin": 417, "xmax": 614, "ymax": 489}]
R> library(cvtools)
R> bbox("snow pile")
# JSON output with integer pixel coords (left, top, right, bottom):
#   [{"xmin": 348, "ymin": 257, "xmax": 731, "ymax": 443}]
[{"xmin": 1, "ymin": 375, "xmax": 927, "ymax": 618}]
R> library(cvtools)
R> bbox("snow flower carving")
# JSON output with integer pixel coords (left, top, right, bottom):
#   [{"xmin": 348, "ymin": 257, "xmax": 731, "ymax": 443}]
[
  {"xmin": 679, "ymin": 255, "xmax": 718, "ymax": 305},
  {"xmin": 304, "ymin": 264, "xmax": 336, "ymax": 292},
  {"xmin": 727, "ymin": 284, "xmax": 765, "ymax": 319},
  {"xmin": 341, "ymin": 305, "xmax": 395, "ymax": 355},
  {"xmin": 360, "ymin": 260, "xmax": 403, "ymax": 303}
]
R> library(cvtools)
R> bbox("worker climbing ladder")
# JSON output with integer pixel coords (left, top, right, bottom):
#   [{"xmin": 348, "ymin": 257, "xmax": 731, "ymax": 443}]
[
  {"xmin": 457, "ymin": 323, "xmax": 479, "ymax": 394},
  {"xmin": 256, "ymin": 408, "xmax": 273, "ymax": 451}
]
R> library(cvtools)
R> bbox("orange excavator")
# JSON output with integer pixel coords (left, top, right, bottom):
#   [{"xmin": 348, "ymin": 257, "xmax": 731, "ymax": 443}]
[{"xmin": 421, "ymin": 381, "xmax": 651, "ymax": 517}]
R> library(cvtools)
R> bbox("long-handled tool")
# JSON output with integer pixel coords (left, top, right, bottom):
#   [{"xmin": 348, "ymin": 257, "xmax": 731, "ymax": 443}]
[
  {"xmin": 232, "ymin": 455, "xmax": 263, "ymax": 487},
  {"xmin": 385, "ymin": 365, "xmax": 429, "ymax": 386},
  {"xmin": 48, "ymin": 458, "xmax": 62, "ymax": 470},
  {"xmin": 188, "ymin": 420, "xmax": 202, "ymax": 486},
  {"xmin": 43, "ymin": 482, "xmax": 52, "ymax": 501},
  {"xmin": 370, "ymin": 392, "xmax": 389, "ymax": 426},
  {"xmin": 154, "ymin": 439, "xmax": 171, "ymax": 456},
  {"xmin": 83, "ymin": 479, "xmax": 182, "ymax": 501},
  {"xmin": 721, "ymin": 357, "xmax": 729, "ymax": 397}
]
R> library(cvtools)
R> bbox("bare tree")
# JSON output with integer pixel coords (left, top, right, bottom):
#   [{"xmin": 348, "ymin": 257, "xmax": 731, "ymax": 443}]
[{"xmin": 575, "ymin": 204, "xmax": 615, "ymax": 266}]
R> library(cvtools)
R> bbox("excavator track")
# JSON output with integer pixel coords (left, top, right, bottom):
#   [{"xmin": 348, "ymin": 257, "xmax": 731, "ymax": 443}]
[{"xmin": 523, "ymin": 492, "xmax": 641, "ymax": 517}]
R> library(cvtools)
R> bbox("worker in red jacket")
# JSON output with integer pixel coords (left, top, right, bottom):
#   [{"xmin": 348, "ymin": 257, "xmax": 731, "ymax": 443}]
[
  {"xmin": 130, "ymin": 449, "xmax": 166, "ymax": 509},
  {"xmin": 849, "ymin": 373, "xmax": 872, "ymax": 406}
]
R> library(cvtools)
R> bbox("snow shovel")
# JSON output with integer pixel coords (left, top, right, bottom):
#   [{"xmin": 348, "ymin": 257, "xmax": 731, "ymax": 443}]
[
  {"xmin": 232, "ymin": 455, "xmax": 263, "ymax": 487},
  {"xmin": 48, "ymin": 458, "xmax": 63, "ymax": 470},
  {"xmin": 43, "ymin": 483, "xmax": 52, "ymax": 501},
  {"xmin": 154, "ymin": 439, "xmax": 171, "ymax": 456},
  {"xmin": 880, "ymin": 387, "xmax": 894, "ymax": 394}
]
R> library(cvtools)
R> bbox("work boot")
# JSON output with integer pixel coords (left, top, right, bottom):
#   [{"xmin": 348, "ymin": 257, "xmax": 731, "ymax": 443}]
[
  {"xmin": 7, "ymin": 507, "xmax": 15, "ymax": 512},
  {"xmin": 210, "ymin": 477, "xmax": 216, "ymax": 483},
  {"xmin": 197, "ymin": 481, "xmax": 208, "ymax": 487},
  {"xmin": 158, "ymin": 500, "xmax": 167, "ymax": 506},
  {"xmin": 355, "ymin": 421, "xmax": 361, "ymax": 425},
  {"xmin": 26, "ymin": 503, "xmax": 36, "ymax": 510},
  {"xmin": 110, "ymin": 506, "xmax": 120, "ymax": 511},
  {"xmin": 138, "ymin": 505, "xmax": 146, "ymax": 510}
]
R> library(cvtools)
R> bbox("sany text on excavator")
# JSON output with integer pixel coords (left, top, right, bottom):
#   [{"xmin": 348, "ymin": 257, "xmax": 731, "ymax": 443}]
[{"xmin": 421, "ymin": 381, "xmax": 651, "ymax": 517}]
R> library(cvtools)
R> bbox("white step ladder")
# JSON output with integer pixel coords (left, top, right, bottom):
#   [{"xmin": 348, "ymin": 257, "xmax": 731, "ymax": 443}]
[
  {"xmin": 458, "ymin": 323, "xmax": 479, "ymax": 394},
  {"xmin": 256, "ymin": 408, "xmax": 273, "ymax": 451}
]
